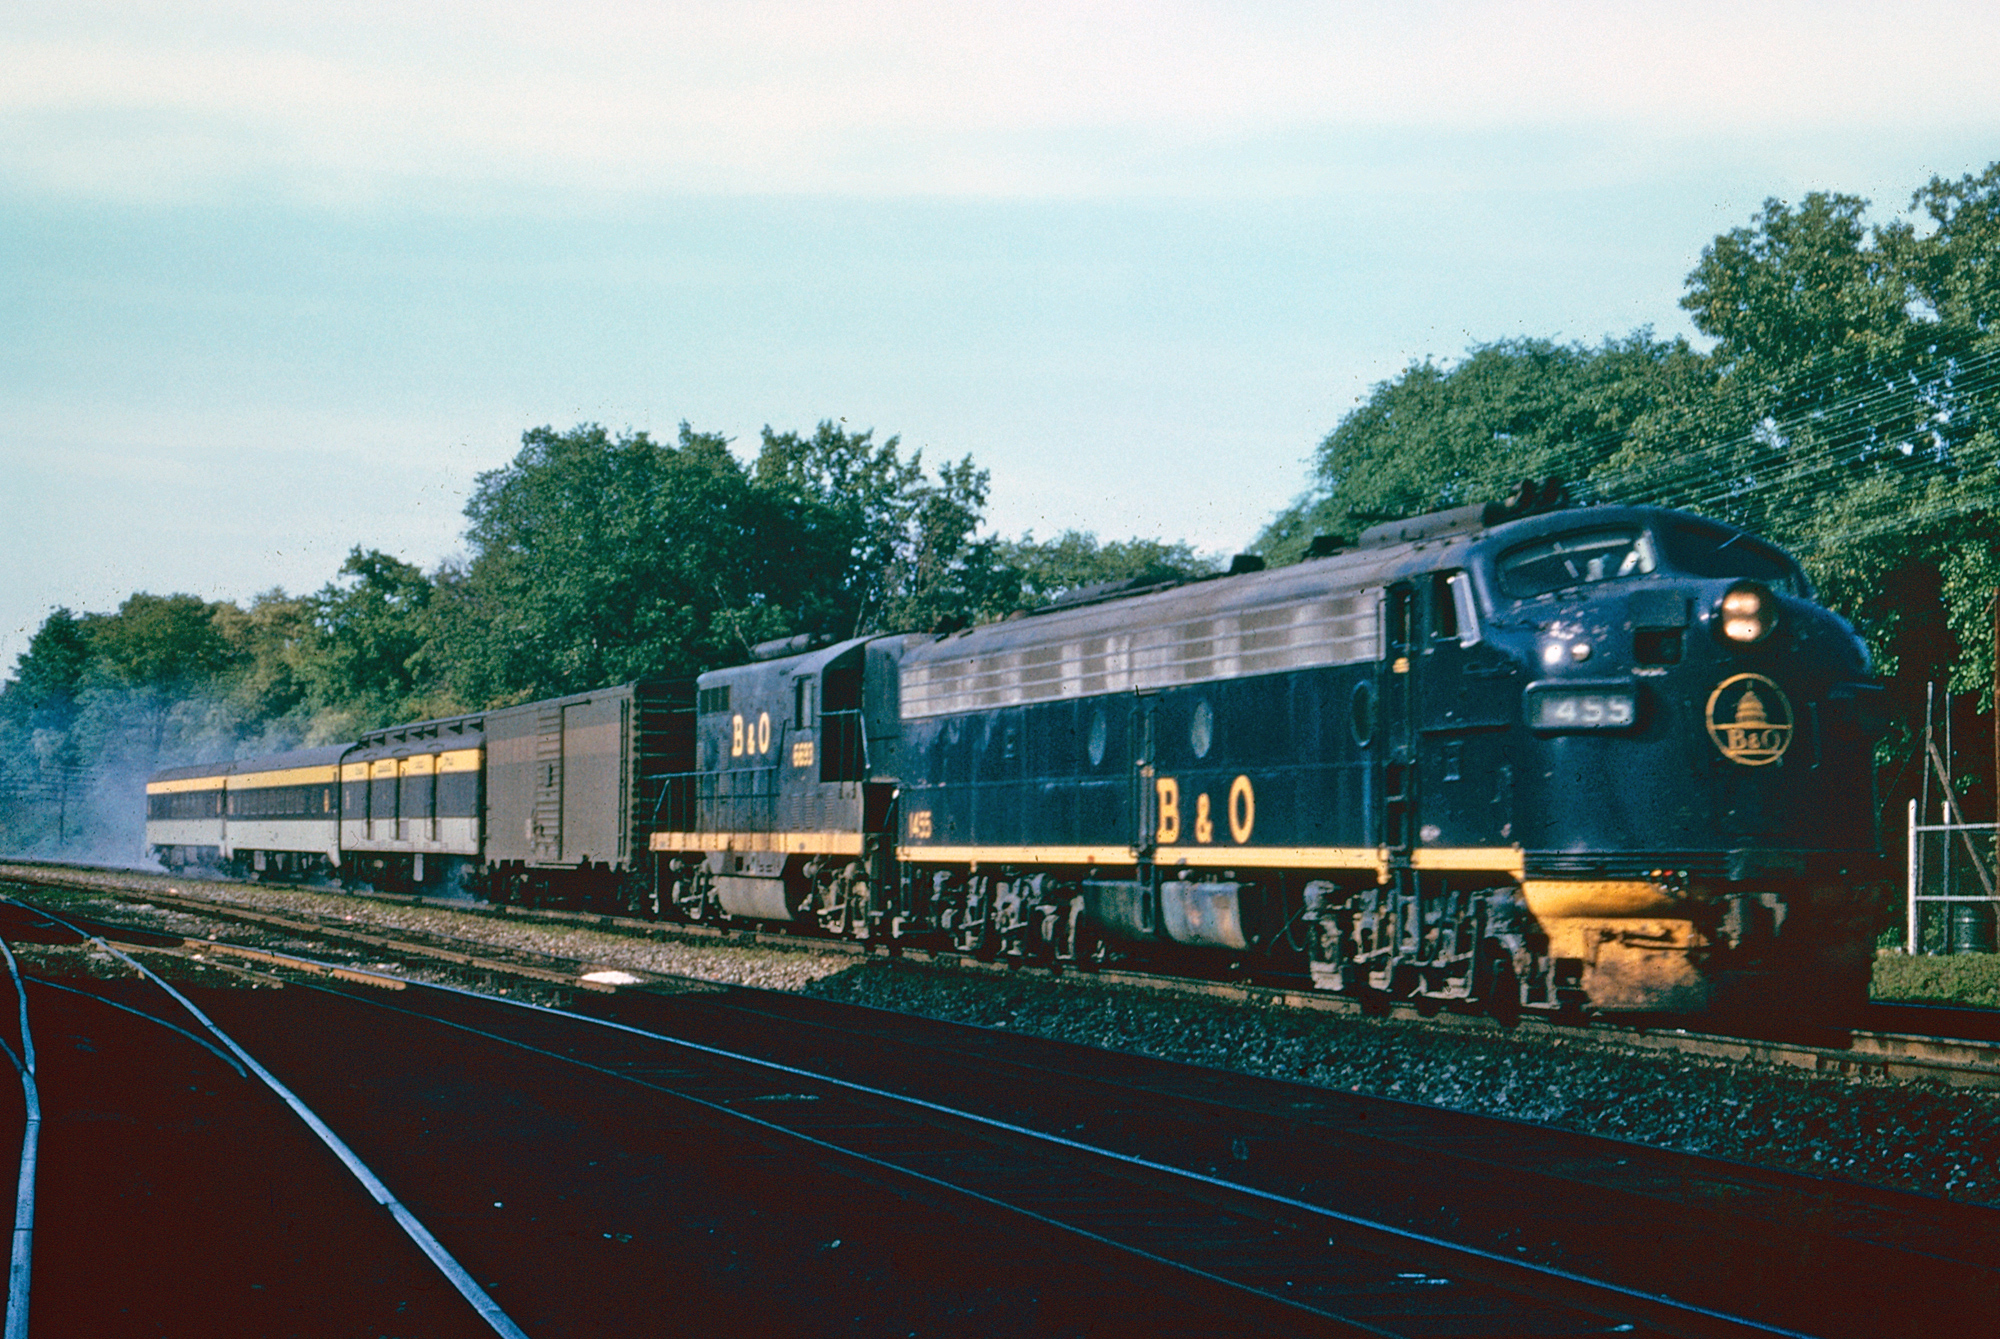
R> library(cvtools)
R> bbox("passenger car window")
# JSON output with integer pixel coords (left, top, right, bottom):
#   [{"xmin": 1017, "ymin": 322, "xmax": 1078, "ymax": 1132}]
[{"xmin": 1497, "ymin": 529, "xmax": 1657, "ymax": 599}]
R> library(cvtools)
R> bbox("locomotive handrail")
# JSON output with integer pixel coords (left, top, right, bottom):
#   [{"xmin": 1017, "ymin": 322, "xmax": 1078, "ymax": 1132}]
[
  {"xmin": 819, "ymin": 708, "xmax": 870, "ymax": 780},
  {"xmin": 648, "ymin": 764, "xmax": 784, "ymax": 836},
  {"xmin": 643, "ymin": 707, "xmax": 869, "ymax": 837}
]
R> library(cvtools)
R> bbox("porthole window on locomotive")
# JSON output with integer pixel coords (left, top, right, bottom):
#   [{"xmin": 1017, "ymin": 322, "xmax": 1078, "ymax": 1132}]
[
  {"xmin": 1350, "ymin": 679, "xmax": 1376, "ymax": 747},
  {"xmin": 1087, "ymin": 707, "xmax": 1109, "ymax": 766},
  {"xmin": 1190, "ymin": 699, "xmax": 1214, "ymax": 759}
]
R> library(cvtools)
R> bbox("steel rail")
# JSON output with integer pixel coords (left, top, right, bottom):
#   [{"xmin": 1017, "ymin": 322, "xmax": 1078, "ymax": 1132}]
[
  {"xmin": 158, "ymin": 934, "xmax": 1812, "ymax": 1339},
  {"xmin": 19, "ymin": 977, "xmax": 249, "ymax": 1078},
  {"xmin": 10, "ymin": 864, "xmax": 2000, "ymax": 1087},
  {"xmin": 8, "ymin": 901, "xmax": 531, "ymax": 1339},
  {"xmin": 0, "ymin": 937, "xmax": 37, "ymax": 1339},
  {"xmin": 200, "ymin": 961, "xmax": 1410, "ymax": 1339},
  {"xmin": 143, "ymin": 878, "xmax": 2000, "ymax": 1085}
]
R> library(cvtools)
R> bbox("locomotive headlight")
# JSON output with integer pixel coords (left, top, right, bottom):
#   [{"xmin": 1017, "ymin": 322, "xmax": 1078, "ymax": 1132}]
[{"xmin": 1717, "ymin": 581, "xmax": 1775, "ymax": 644}]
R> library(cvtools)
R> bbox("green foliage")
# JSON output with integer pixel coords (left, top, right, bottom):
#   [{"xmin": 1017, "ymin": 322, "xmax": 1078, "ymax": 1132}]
[
  {"xmin": 1258, "ymin": 335, "xmax": 1703, "ymax": 563},
  {"xmin": 1262, "ymin": 165, "xmax": 2000, "ymax": 826},
  {"xmin": 86, "ymin": 593, "xmax": 238, "ymax": 694},
  {"xmin": 4, "ymin": 608, "xmax": 92, "ymax": 726},
  {"xmin": 870, "ymin": 453, "xmax": 1010, "ymax": 634},
  {"xmin": 1873, "ymin": 951, "xmax": 2000, "ymax": 1009},
  {"xmin": 991, "ymin": 531, "xmax": 1220, "ymax": 608},
  {"xmin": 431, "ymin": 422, "xmax": 758, "ymax": 704},
  {"xmin": 210, "ymin": 590, "xmax": 316, "ymax": 735},
  {"xmin": 746, "ymin": 422, "xmax": 994, "ymax": 642},
  {"xmin": 1681, "ymin": 193, "xmax": 1912, "ymax": 381},
  {"xmin": 424, "ymin": 420, "xmax": 1003, "ymax": 705},
  {"xmin": 294, "ymin": 549, "xmax": 436, "ymax": 729}
]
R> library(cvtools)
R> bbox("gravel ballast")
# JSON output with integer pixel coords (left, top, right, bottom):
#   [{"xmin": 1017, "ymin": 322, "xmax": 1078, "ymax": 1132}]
[
  {"xmin": 9, "ymin": 864, "xmax": 1999, "ymax": 1207},
  {"xmin": 806, "ymin": 960, "xmax": 2000, "ymax": 1205}
]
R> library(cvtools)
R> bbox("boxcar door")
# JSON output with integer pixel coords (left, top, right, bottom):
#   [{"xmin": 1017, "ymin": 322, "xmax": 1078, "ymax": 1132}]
[{"xmin": 560, "ymin": 696, "xmax": 629, "ymax": 866}]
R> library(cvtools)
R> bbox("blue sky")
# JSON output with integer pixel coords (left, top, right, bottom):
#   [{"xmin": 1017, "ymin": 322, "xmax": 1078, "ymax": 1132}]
[{"xmin": 6, "ymin": 1, "xmax": 2000, "ymax": 676}]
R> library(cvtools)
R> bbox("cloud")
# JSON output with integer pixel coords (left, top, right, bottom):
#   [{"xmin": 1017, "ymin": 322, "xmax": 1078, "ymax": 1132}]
[{"xmin": 6, "ymin": 1, "xmax": 2000, "ymax": 204}]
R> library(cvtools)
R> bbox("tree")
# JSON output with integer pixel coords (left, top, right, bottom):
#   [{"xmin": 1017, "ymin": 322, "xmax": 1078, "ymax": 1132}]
[
  {"xmin": 1893, "ymin": 163, "xmax": 2000, "ymax": 351},
  {"xmin": 426, "ymin": 419, "xmax": 1019, "ymax": 706},
  {"xmin": 746, "ymin": 421, "xmax": 999, "ymax": 641},
  {"xmin": 1255, "ymin": 171, "xmax": 2000, "ymax": 822},
  {"xmin": 1256, "ymin": 335, "xmax": 1698, "ymax": 562},
  {"xmin": 870, "ymin": 453, "xmax": 1010, "ymax": 634},
  {"xmin": 1, "ymin": 607, "xmax": 93, "ymax": 730},
  {"xmin": 1681, "ymin": 193, "xmax": 1913, "ymax": 384},
  {"xmin": 87, "ymin": 593, "xmax": 238, "ymax": 694},
  {"xmin": 1674, "ymin": 186, "xmax": 2000, "ymax": 758},
  {"xmin": 992, "ymin": 531, "xmax": 1219, "ymax": 609},
  {"xmin": 292, "ymin": 549, "xmax": 436, "ymax": 729},
  {"xmin": 210, "ymin": 590, "xmax": 317, "ymax": 740},
  {"xmin": 431, "ymin": 422, "xmax": 765, "ymax": 704}
]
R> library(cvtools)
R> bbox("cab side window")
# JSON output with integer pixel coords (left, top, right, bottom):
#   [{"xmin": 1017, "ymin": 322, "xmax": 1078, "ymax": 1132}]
[
  {"xmin": 1429, "ymin": 572, "xmax": 1458, "ymax": 640},
  {"xmin": 1427, "ymin": 570, "xmax": 1482, "ymax": 647}
]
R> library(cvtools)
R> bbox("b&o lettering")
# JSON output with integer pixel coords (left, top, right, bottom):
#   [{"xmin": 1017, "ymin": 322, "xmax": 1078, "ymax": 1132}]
[
  {"xmin": 732, "ymin": 715, "xmax": 744, "ymax": 757},
  {"xmin": 1156, "ymin": 777, "xmax": 1181, "ymax": 844},
  {"xmin": 1194, "ymin": 792, "xmax": 1214, "ymax": 843},
  {"xmin": 1228, "ymin": 775, "xmax": 1255, "ymax": 843}
]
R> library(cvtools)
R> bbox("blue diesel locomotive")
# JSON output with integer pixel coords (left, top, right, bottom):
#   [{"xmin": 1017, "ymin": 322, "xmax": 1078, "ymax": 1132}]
[{"xmin": 152, "ymin": 494, "xmax": 1886, "ymax": 1022}]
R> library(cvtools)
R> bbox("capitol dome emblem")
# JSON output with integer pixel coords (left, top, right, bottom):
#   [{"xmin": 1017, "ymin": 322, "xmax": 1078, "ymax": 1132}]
[{"xmin": 1705, "ymin": 673, "xmax": 1794, "ymax": 766}]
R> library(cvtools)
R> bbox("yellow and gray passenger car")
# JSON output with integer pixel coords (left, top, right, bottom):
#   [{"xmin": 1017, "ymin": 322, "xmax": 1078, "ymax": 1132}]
[
  {"xmin": 147, "ymin": 745, "xmax": 345, "ymax": 878},
  {"xmin": 338, "ymin": 714, "xmax": 484, "ymax": 894},
  {"xmin": 144, "ymin": 760, "xmax": 230, "ymax": 869}
]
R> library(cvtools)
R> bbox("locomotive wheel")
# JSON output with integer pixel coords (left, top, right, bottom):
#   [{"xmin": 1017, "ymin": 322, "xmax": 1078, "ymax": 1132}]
[
  {"xmin": 848, "ymin": 879, "xmax": 872, "ymax": 942},
  {"xmin": 622, "ymin": 873, "xmax": 662, "ymax": 920},
  {"xmin": 1065, "ymin": 899, "xmax": 1098, "ymax": 971},
  {"xmin": 954, "ymin": 879, "xmax": 998, "ymax": 959},
  {"xmin": 955, "ymin": 912, "xmax": 997, "ymax": 961},
  {"xmin": 816, "ymin": 882, "xmax": 849, "ymax": 936},
  {"xmin": 672, "ymin": 871, "xmax": 712, "ymax": 922}
]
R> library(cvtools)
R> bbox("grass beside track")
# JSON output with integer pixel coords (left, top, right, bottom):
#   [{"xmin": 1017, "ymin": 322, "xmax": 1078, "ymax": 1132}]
[{"xmin": 1875, "ymin": 950, "xmax": 2000, "ymax": 1009}]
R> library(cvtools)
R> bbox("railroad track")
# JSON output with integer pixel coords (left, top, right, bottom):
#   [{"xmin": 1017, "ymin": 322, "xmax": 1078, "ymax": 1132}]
[
  {"xmin": 0, "ymin": 901, "xmax": 1338, "ymax": 1337},
  {"xmin": 20, "ymin": 892, "xmax": 1997, "ymax": 1336},
  {"xmin": 0, "ymin": 899, "xmax": 515, "ymax": 1336},
  {"xmin": 7, "ymin": 860, "xmax": 1999, "ymax": 1090}
]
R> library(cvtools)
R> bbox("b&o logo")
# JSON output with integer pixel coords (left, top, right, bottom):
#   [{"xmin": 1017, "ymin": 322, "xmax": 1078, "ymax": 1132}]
[{"xmin": 1705, "ymin": 673, "xmax": 1793, "ymax": 766}]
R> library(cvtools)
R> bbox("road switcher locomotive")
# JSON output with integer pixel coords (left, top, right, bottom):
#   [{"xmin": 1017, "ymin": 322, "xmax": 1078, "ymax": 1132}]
[{"xmin": 150, "ymin": 494, "xmax": 1885, "ymax": 1021}]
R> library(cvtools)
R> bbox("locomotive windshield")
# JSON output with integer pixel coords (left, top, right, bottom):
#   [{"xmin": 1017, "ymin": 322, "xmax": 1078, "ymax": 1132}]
[
  {"xmin": 1655, "ymin": 517, "xmax": 1810, "ymax": 597},
  {"xmin": 1496, "ymin": 517, "xmax": 1812, "ymax": 601},
  {"xmin": 1496, "ymin": 528, "xmax": 1656, "ymax": 598}
]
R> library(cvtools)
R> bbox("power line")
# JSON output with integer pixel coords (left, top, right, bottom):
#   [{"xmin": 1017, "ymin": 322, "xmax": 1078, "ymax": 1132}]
[{"xmin": 1304, "ymin": 340, "xmax": 2000, "ymax": 559}]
